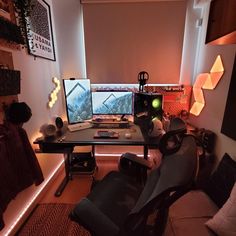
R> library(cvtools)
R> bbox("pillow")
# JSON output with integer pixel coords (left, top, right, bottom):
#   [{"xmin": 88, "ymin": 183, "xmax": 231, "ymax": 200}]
[{"xmin": 205, "ymin": 182, "xmax": 236, "ymax": 236}]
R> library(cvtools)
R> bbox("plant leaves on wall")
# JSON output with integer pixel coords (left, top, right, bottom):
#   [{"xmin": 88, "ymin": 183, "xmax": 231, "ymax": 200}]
[{"xmin": 13, "ymin": 0, "xmax": 34, "ymax": 46}]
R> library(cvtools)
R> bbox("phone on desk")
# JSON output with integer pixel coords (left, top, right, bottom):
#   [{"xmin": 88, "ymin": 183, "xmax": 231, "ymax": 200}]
[{"xmin": 98, "ymin": 131, "xmax": 113, "ymax": 137}]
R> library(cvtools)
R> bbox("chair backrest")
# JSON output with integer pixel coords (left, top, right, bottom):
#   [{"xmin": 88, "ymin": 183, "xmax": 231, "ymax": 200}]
[
  {"xmin": 168, "ymin": 117, "xmax": 187, "ymax": 131},
  {"xmin": 159, "ymin": 117, "xmax": 187, "ymax": 155},
  {"xmin": 124, "ymin": 134, "xmax": 198, "ymax": 235}
]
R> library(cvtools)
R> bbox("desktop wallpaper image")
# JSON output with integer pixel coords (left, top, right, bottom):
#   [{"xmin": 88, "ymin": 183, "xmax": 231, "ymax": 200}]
[
  {"xmin": 92, "ymin": 91, "xmax": 133, "ymax": 115},
  {"xmin": 63, "ymin": 79, "xmax": 92, "ymax": 124}
]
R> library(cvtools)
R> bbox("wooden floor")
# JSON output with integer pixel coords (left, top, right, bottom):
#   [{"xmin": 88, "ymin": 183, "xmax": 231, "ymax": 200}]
[
  {"xmin": 39, "ymin": 145, "xmax": 161, "ymax": 204},
  {"xmin": 40, "ymin": 159, "xmax": 119, "ymax": 204},
  {"xmin": 15, "ymin": 147, "xmax": 162, "ymax": 235}
]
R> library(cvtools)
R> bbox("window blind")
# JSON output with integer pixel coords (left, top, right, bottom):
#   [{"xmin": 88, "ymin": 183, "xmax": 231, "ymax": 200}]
[{"xmin": 82, "ymin": 1, "xmax": 186, "ymax": 84}]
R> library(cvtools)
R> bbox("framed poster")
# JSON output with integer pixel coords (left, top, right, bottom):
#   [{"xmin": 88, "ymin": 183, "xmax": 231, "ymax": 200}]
[{"xmin": 26, "ymin": 0, "xmax": 56, "ymax": 61}]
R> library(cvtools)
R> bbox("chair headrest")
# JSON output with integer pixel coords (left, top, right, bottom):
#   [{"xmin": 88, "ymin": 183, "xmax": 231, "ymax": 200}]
[
  {"xmin": 159, "ymin": 128, "xmax": 187, "ymax": 155},
  {"xmin": 169, "ymin": 117, "xmax": 186, "ymax": 131}
]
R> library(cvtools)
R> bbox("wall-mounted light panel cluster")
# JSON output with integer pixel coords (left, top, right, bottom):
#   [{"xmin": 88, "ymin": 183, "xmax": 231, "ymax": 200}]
[
  {"xmin": 190, "ymin": 55, "xmax": 224, "ymax": 116},
  {"xmin": 48, "ymin": 77, "xmax": 61, "ymax": 108}
]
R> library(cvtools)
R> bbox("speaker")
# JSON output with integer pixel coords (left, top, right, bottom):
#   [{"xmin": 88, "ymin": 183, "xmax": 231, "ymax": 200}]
[
  {"xmin": 55, "ymin": 116, "xmax": 64, "ymax": 129},
  {"xmin": 201, "ymin": 130, "xmax": 216, "ymax": 153},
  {"xmin": 134, "ymin": 93, "xmax": 163, "ymax": 129}
]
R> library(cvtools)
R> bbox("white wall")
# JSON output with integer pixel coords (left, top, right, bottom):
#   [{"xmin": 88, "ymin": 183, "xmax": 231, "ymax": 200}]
[
  {"xmin": 5, "ymin": 0, "xmax": 86, "ymax": 142},
  {"xmin": 7, "ymin": 0, "xmax": 64, "ymax": 142},
  {"xmin": 51, "ymin": 0, "xmax": 86, "ymax": 79},
  {"xmin": 179, "ymin": 0, "xmax": 201, "ymax": 85},
  {"xmin": 186, "ymin": 1, "xmax": 236, "ymax": 161}
]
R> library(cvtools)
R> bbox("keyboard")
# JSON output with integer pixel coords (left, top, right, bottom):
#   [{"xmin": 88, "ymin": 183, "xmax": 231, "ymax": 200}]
[{"xmin": 68, "ymin": 122, "xmax": 93, "ymax": 132}]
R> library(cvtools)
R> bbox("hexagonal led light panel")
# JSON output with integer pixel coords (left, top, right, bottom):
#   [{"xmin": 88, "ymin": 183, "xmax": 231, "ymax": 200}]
[
  {"xmin": 202, "ymin": 55, "xmax": 224, "ymax": 90},
  {"xmin": 190, "ymin": 55, "xmax": 224, "ymax": 116},
  {"xmin": 48, "ymin": 77, "xmax": 61, "ymax": 108}
]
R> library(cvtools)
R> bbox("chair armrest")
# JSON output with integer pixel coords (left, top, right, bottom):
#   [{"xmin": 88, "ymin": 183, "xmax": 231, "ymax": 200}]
[
  {"xmin": 120, "ymin": 152, "xmax": 152, "ymax": 169},
  {"xmin": 70, "ymin": 198, "xmax": 119, "ymax": 236}
]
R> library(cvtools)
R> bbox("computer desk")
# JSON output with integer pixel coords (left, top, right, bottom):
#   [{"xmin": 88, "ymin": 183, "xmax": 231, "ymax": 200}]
[{"xmin": 34, "ymin": 123, "xmax": 160, "ymax": 196}]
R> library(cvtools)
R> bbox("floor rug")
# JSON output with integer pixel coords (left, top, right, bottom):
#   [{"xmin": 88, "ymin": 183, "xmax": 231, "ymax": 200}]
[{"xmin": 17, "ymin": 203, "xmax": 91, "ymax": 236}]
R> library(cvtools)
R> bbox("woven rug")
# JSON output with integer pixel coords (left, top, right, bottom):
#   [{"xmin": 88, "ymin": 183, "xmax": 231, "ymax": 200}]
[{"xmin": 17, "ymin": 203, "xmax": 91, "ymax": 236}]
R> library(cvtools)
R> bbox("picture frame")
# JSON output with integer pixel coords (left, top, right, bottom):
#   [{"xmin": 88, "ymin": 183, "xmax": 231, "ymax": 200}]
[{"xmin": 26, "ymin": 0, "xmax": 56, "ymax": 61}]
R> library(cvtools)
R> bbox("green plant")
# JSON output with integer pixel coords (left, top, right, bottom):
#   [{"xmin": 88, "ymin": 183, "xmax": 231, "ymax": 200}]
[{"xmin": 12, "ymin": 0, "xmax": 34, "ymax": 46}]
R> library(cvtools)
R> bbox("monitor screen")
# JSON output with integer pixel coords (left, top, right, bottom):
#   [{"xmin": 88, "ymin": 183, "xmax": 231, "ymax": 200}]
[
  {"xmin": 92, "ymin": 91, "xmax": 133, "ymax": 115},
  {"xmin": 63, "ymin": 79, "xmax": 92, "ymax": 124}
]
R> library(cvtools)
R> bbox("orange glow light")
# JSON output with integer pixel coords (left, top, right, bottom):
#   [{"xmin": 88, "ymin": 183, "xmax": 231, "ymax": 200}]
[
  {"xmin": 203, "ymin": 55, "xmax": 224, "ymax": 90},
  {"xmin": 190, "ymin": 73, "xmax": 208, "ymax": 116},
  {"xmin": 190, "ymin": 102, "xmax": 205, "ymax": 116}
]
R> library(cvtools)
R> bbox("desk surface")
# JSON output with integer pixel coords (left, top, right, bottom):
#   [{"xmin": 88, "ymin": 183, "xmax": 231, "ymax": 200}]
[
  {"xmin": 34, "ymin": 124, "xmax": 160, "ymax": 152},
  {"xmin": 64, "ymin": 124, "xmax": 144, "ymax": 145}
]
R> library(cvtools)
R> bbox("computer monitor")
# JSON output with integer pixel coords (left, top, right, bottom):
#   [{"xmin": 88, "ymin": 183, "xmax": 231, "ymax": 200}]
[
  {"xmin": 63, "ymin": 78, "xmax": 92, "ymax": 124},
  {"xmin": 92, "ymin": 90, "xmax": 133, "ymax": 115}
]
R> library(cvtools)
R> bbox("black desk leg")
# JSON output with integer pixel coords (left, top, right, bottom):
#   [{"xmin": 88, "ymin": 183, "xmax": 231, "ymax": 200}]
[
  {"xmin": 54, "ymin": 153, "xmax": 70, "ymax": 197},
  {"xmin": 144, "ymin": 145, "xmax": 148, "ymax": 160}
]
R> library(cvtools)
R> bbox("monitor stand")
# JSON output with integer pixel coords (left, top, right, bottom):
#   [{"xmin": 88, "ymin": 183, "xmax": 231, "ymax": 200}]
[
  {"xmin": 92, "ymin": 118, "xmax": 129, "ymax": 128},
  {"xmin": 68, "ymin": 122, "xmax": 93, "ymax": 132}
]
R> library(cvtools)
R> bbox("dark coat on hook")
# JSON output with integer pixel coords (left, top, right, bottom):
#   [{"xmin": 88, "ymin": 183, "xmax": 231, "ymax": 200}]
[{"xmin": 0, "ymin": 122, "xmax": 44, "ymax": 230}]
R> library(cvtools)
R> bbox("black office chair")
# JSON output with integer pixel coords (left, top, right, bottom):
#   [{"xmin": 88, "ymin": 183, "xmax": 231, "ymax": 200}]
[{"xmin": 70, "ymin": 129, "xmax": 198, "ymax": 236}]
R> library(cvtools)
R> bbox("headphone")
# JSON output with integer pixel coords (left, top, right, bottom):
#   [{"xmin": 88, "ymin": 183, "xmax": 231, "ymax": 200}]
[{"xmin": 138, "ymin": 71, "xmax": 149, "ymax": 92}]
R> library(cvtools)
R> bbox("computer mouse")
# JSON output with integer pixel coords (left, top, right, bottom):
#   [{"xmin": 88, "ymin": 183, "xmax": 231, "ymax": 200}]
[{"xmin": 125, "ymin": 132, "xmax": 132, "ymax": 139}]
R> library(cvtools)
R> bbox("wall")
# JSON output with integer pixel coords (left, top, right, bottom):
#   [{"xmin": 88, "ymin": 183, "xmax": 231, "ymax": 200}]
[
  {"xmin": 0, "ymin": 0, "xmax": 86, "ymax": 142},
  {"xmin": 51, "ymin": 0, "xmax": 86, "ymax": 79},
  {"xmin": 0, "ymin": 1, "xmax": 86, "ymax": 233},
  {"xmin": 179, "ymin": 0, "xmax": 201, "ymax": 85},
  {"xmin": 187, "ymin": 1, "xmax": 236, "ymax": 161},
  {"xmin": 0, "ymin": 0, "xmax": 64, "ymax": 142}
]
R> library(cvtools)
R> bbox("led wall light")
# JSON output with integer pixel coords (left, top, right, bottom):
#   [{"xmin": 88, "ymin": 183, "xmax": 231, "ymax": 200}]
[
  {"xmin": 190, "ymin": 73, "xmax": 208, "ymax": 116},
  {"xmin": 190, "ymin": 55, "xmax": 224, "ymax": 116},
  {"xmin": 48, "ymin": 77, "xmax": 61, "ymax": 108},
  {"xmin": 203, "ymin": 55, "xmax": 224, "ymax": 90}
]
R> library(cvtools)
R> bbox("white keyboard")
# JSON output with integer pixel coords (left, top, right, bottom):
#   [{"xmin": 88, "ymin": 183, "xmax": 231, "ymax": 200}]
[{"xmin": 68, "ymin": 122, "xmax": 93, "ymax": 132}]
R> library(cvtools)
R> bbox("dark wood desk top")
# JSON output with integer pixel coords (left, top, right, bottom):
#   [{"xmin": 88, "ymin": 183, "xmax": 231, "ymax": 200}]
[{"xmin": 34, "ymin": 123, "xmax": 161, "ymax": 152}]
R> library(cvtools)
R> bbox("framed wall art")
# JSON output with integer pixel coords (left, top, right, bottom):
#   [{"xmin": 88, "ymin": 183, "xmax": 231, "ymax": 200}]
[{"xmin": 26, "ymin": 0, "xmax": 56, "ymax": 61}]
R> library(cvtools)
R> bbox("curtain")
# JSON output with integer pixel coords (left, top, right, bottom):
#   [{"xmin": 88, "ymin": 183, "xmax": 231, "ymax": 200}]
[{"xmin": 82, "ymin": 1, "xmax": 187, "ymax": 84}]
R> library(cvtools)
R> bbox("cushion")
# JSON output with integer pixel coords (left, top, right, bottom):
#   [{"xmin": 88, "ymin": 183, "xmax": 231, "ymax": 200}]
[
  {"xmin": 205, "ymin": 182, "xmax": 236, "ymax": 236},
  {"xmin": 167, "ymin": 217, "xmax": 216, "ymax": 236},
  {"xmin": 204, "ymin": 153, "xmax": 236, "ymax": 208},
  {"xmin": 169, "ymin": 190, "xmax": 218, "ymax": 219},
  {"xmin": 167, "ymin": 190, "xmax": 219, "ymax": 236}
]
